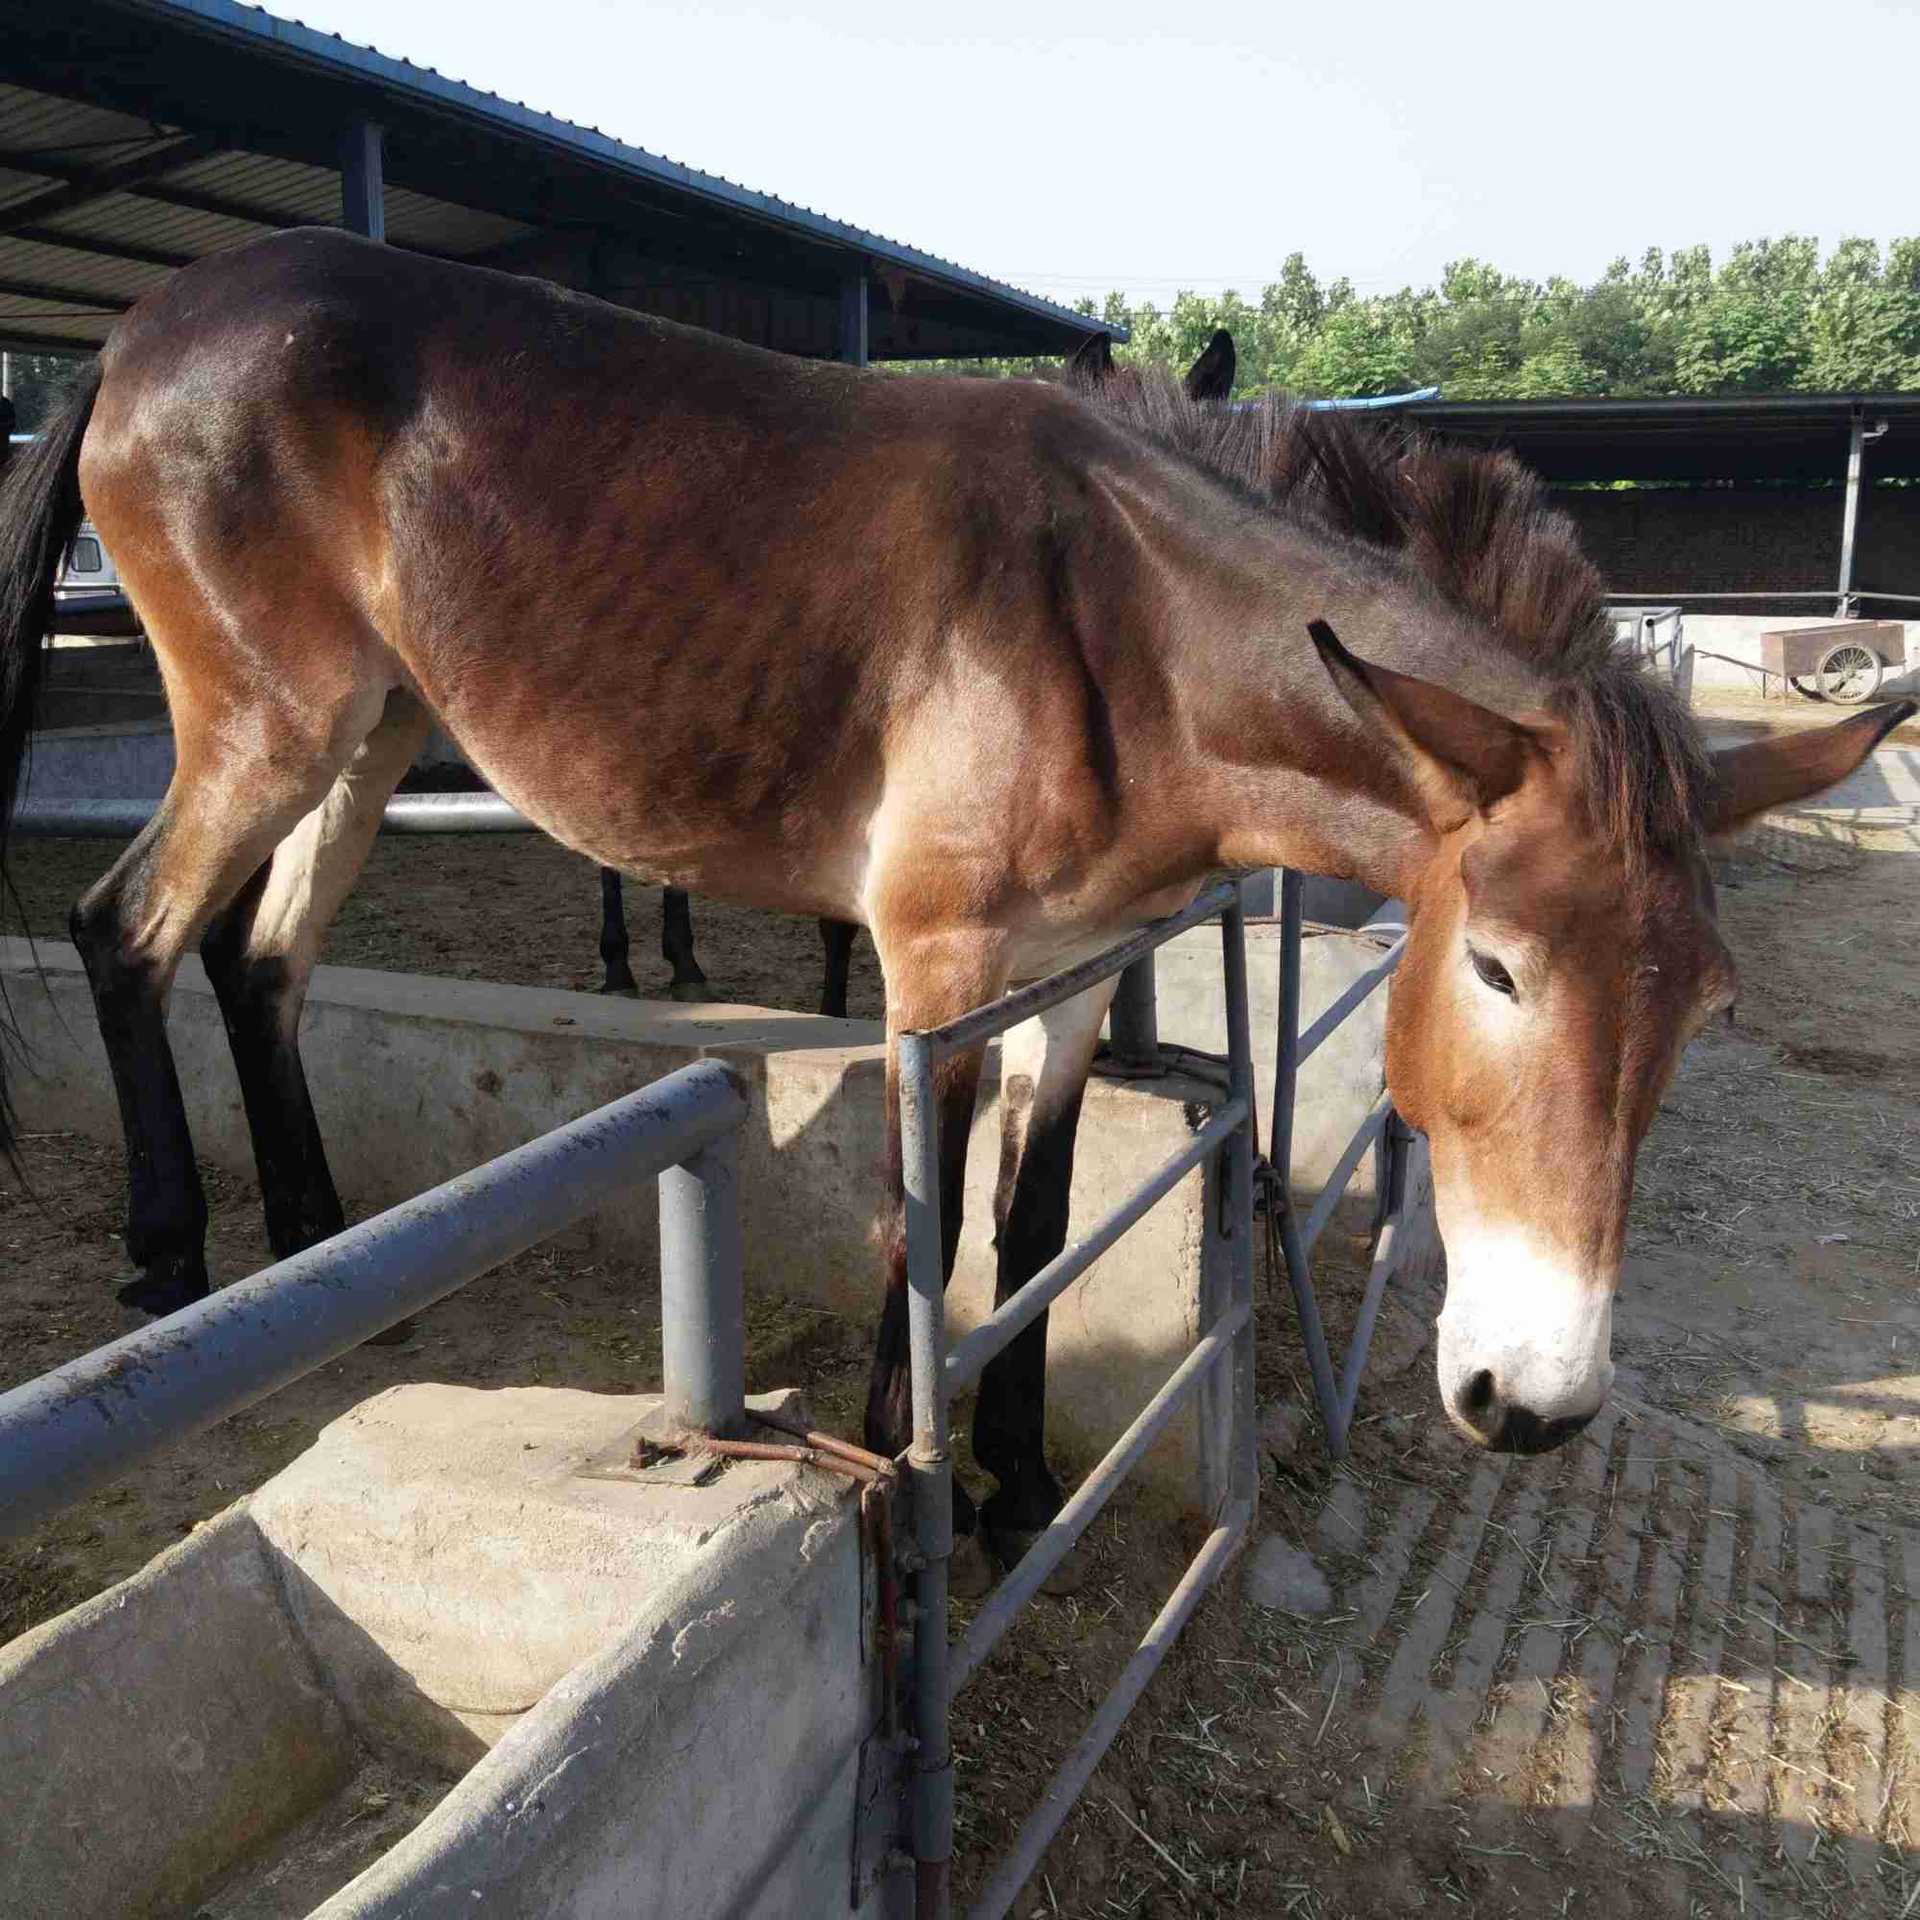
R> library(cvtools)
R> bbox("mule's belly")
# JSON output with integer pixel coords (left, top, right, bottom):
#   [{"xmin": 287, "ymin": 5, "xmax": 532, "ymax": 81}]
[{"xmin": 415, "ymin": 689, "xmax": 875, "ymax": 927}]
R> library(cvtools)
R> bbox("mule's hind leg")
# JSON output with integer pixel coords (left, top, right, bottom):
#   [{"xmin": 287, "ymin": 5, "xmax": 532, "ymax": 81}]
[
  {"xmin": 199, "ymin": 690, "xmax": 431, "ymax": 1263},
  {"xmin": 71, "ymin": 686, "xmax": 390, "ymax": 1314},
  {"xmin": 597, "ymin": 868, "xmax": 637, "ymax": 995},
  {"xmin": 973, "ymin": 979, "xmax": 1116, "ymax": 1579},
  {"xmin": 660, "ymin": 887, "xmax": 710, "ymax": 1001}
]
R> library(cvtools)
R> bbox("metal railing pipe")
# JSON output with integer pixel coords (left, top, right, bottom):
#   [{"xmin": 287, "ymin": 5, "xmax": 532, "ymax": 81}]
[
  {"xmin": 0, "ymin": 1060, "xmax": 748, "ymax": 1539},
  {"xmin": 963, "ymin": 1500, "xmax": 1252, "ymax": 1920},
  {"xmin": 926, "ymin": 882, "xmax": 1236, "ymax": 1060},
  {"xmin": 1106, "ymin": 953, "xmax": 1160, "ymax": 1070},
  {"xmin": 13, "ymin": 791, "xmax": 535, "ymax": 840},
  {"xmin": 899, "ymin": 1027, "xmax": 956, "ymax": 1920},
  {"xmin": 942, "ymin": 1100, "xmax": 1247, "ymax": 1394},
  {"xmin": 1294, "ymin": 935, "xmax": 1404, "ymax": 1066},
  {"xmin": 1298, "ymin": 1092, "xmax": 1394, "ymax": 1257},
  {"xmin": 658, "ymin": 1130, "xmax": 747, "ymax": 1438},
  {"xmin": 952, "ymin": 1298, "xmax": 1250, "ymax": 1693}
]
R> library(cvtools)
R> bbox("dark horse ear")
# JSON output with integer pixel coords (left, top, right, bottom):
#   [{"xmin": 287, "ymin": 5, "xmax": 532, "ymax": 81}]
[
  {"xmin": 1183, "ymin": 329, "xmax": 1236, "ymax": 402},
  {"xmin": 1069, "ymin": 332, "xmax": 1114, "ymax": 383},
  {"xmin": 1704, "ymin": 699, "xmax": 1915, "ymax": 838},
  {"xmin": 1309, "ymin": 619, "xmax": 1542, "ymax": 831}
]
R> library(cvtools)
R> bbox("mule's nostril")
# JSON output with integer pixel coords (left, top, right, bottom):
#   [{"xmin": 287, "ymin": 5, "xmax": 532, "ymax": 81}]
[{"xmin": 1463, "ymin": 1369, "xmax": 1496, "ymax": 1416}]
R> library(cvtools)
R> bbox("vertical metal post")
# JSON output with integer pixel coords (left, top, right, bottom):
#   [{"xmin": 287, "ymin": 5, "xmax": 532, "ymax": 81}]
[
  {"xmin": 839, "ymin": 264, "xmax": 869, "ymax": 368},
  {"xmin": 1836, "ymin": 410, "xmax": 1865, "ymax": 617},
  {"xmin": 339, "ymin": 118, "xmax": 386, "ymax": 242},
  {"xmin": 1217, "ymin": 886, "xmax": 1260, "ymax": 1520},
  {"xmin": 1108, "ymin": 954, "xmax": 1160, "ymax": 1071},
  {"xmin": 1268, "ymin": 869, "xmax": 1346, "ymax": 1452},
  {"xmin": 658, "ymin": 1134, "xmax": 746, "ymax": 1437},
  {"xmin": 898, "ymin": 1029, "xmax": 952, "ymax": 1920},
  {"xmin": 1, "ymin": 352, "xmax": 11, "ymax": 401}
]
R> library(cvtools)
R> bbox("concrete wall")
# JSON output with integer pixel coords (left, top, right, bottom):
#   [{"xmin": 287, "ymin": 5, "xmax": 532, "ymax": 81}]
[
  {"xmin": 0, "ymin": 939, "xmax": 1245, "ymax": 1491},
  {"xmin": 1556, "ymin": 482, "xmax": 1920, "ymax": 607},
  {"xmin": 0, "ymin": 1385, "xmax": 892, "ymax": 1919}
]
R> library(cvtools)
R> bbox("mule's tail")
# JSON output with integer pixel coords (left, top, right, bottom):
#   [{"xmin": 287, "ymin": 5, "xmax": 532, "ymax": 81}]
[{"xmin": 0, "ymin": 364, "xmax": 103, "ymax": 1140}]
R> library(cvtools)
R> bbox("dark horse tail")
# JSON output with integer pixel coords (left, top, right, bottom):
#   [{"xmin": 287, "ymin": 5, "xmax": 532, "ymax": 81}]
[{"xmin": 0, "ymin": 363, "xmax": 103, "ymax": 1139}]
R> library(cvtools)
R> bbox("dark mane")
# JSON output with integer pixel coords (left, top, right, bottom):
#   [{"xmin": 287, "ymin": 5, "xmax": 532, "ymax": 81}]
[{"xmin": 1070, "ymin": 368, "xmax": 1710, "ymax": 860}]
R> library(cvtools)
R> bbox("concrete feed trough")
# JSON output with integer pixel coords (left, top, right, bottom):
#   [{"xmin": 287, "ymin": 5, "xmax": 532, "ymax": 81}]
[{"xmin": 0, "ymin": 1385, "xmax": 883, "ymax": 1920}]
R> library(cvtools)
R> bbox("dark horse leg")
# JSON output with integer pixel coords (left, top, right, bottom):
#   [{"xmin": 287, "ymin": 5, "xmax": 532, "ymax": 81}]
[
  {"xmin": 70, "ymin": 657, "xmax": 419, "ymax": 1314},
  {"xmin": 597, "ymin": 867, "xmax": 638, "ymax": 994},
  {"xmin": 818, "ymin": 918, "xmax": 856, "ymax": 1018},
  {"xmin": 660, "ymin": 886, "xmax": 711, "ymax": 1001},
  {"xmin": 972, "ymin": 980, "xmax": 1115, "ymax": 1581},
  {"xmin": 199, "ymin": 693, "xmax": 431, "ymax": 1290}
]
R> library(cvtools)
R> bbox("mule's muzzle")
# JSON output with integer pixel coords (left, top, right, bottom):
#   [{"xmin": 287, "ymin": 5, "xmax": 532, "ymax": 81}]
[{"xmin": 1448, "ymin": 1368, "xmax": 1596, "ymax": 1454}]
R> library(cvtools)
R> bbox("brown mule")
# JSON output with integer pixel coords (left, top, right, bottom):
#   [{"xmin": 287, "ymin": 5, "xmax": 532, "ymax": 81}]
[{"xmin": 0, "ymin": 230, "xmax": 1905, "ymax": 1573}]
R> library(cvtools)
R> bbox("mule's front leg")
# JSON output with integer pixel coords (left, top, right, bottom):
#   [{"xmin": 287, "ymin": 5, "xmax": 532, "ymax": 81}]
[{"xmin": 973, "ymin": 982, "xmax": 1114, "ymax": 1576}]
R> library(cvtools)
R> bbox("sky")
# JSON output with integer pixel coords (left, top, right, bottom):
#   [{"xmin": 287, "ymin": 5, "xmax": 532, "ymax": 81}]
[{"xmin": 284, "ymin": 0, "xmax": 1920, "ymax": 307}]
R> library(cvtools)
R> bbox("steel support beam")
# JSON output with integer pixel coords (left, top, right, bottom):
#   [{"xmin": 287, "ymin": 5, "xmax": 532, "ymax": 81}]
[
  {"xmin": 1835, "ymin": 410, "xmax": 1887, "ymax": 618},
  {"xmin": 339, "ymin": 118, "xmax": 385, "ymax": 242},
  {"xmin": 12, "ymin": 224, "xmax": 193, "ymax": 271},
  {"xmin": 0, "ymin": 133, "xmax": 210, "ymax": 238},
  {"xmin": 838, "ymin": 262, "xmax": 868, "ymax": 367},
  {"xmin": 0, "ymin": 272, "xmax": 130, "ymax": 312}
]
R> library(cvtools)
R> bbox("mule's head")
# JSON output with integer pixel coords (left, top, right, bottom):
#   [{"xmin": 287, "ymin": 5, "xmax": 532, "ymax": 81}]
[{"xmin": 1312, "ymin": 620, "xmax": 1914, "ymax": 1452}]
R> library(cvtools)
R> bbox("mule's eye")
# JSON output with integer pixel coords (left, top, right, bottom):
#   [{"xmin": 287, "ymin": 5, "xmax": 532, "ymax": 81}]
[{"xmin": 1469, "ymin": 947, "xmax": 1516, "ymax": 998}]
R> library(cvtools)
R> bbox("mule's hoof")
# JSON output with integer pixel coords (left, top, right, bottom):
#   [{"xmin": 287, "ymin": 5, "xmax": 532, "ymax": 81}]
[
  {"xmin": 116, "ymin": 1264, "xmax": 210, "ymax": 1318},
  {"xmin": 666, "ymin": 981, "xmax": 716, "ymax": 1004},
  {"xmin": 596, "ymin": 982, "xmax": 641, "ymax": 999},
  {"xmin": 988, "ymin": 1524, "xmax": 1093, "ymax": 1597},
  {"xmin": 948, "ymin": 1530, "xmax": 995, "ymax": 1602},
  {"xmin": 362, "ymin": 1317, "xmax": 417, "ymax": 1347}
]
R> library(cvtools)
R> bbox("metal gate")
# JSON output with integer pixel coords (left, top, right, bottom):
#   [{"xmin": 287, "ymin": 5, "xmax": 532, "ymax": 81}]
[
  {"xmin": 894, "ymin": 879, "xmax": 1260, "ymax": 1918},
  {"xmin": 895, "ymin": 869, "xmax": 1415, "ymax": 1913}
]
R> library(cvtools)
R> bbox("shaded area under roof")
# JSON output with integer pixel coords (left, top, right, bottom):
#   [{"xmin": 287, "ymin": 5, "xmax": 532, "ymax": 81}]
[
  {"xmin": 1402, "ymin": 393, "xmax": 1920, "ymax": 485},
  {"xmin": 0, "ymin": 0, "xmax": 1120, "ymax": 362}
]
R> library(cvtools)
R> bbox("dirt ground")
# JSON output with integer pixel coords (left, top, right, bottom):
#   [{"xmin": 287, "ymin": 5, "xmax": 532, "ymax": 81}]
[{"xmin": 2, "ymin": 727, "xmax": 1918, "ymax": 1917}]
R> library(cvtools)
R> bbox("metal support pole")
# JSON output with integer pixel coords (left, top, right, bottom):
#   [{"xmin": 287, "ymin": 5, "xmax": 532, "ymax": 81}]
[
  {"xmin": 899, "ymin": 1029, "xmax": 953, "ymax": 1920},
  {"xmin": 1268, "ymin": 868, "xmax": 1345, "ymax": 1451},
  {"xmin": 1835, "ymin": 414, "xmax": 1889, "ymax": 619},
  {"xmin": 658, "ymin": 1132, "xmax": 746, "ymax": 1437},
  {"xmin": 839, "ymin": 264, "xmax": 869, "ymax": 368},
  {"xmin": 1217, "ymin": 887, "xmax": 1259, "ymax": 1518},
  {"xmin": 1837, "ymin": 410, "xmax": 1865, "ymax": 618},
  {"xmin": 1108, "ymin": 954, "xmax": 1159, "ymax": 1071},
  {"xmin": 339, "ymin": 118, "xmax": 385, "ymax": 242}
]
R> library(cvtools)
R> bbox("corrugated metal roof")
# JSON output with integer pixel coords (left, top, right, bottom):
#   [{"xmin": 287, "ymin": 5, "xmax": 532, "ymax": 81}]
[{"xmin": 0, "ymin": 0, "xmax": 1118, "ymax": 359}]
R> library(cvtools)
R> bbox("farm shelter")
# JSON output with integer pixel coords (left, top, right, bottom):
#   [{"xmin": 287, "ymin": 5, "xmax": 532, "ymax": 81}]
[
  {"xmin": 1408, "ymin": 391, "xmax": 1920, "ymax": 696},
  {"xmin": 0, "ymin": 0, "xmax": 1119, "ymax": 369}
]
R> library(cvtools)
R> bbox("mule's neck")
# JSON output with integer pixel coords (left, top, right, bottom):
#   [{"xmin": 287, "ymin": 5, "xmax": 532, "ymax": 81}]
[{"xmin": 1160, "ymin": 516, "xmax": 1533, "ymax": 897}]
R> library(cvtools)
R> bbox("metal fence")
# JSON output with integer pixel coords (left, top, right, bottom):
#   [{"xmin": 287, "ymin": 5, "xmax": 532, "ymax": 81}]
[
  {"xmin": 1265, "ymin": 869, "xmax": 1410, "ymax": 1458},
  {"xmin": 13, "ymin": 791, "xmax": 534, "ymax": 839},
  {"xmin": 0, "ymin": 1058, "xmax": 750, "ymax": 1538},
  {"xmin": 897, "ymin": 879, "xmax": 1260, "ymax": 1919}
]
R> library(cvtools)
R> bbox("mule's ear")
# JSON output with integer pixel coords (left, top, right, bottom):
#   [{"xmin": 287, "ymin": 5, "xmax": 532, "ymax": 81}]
[
  {"xmin": 1069, "ymin": 331, "xmax": 1114, "ymax": 383},
  {"xmin": 1183, "ymin": 329, "xmax": 1236, "ymax": 402},
  {"xmin": 1309, "ymin": 619, "xmax": 1538, "ymax": 831},
  {"xmin": 1704, "ymin": 699, "xmax": 1915, "ymax": 838}
]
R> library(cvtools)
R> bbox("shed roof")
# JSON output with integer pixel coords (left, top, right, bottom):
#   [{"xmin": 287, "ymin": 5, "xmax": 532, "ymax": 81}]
[
  {"xmin": 1402, "ymin": 392, "xmax": 1920, "ymax": 485},
  {"xmin": 0, "ymin": 0, "xmax": 1120, "ymax": 362}
]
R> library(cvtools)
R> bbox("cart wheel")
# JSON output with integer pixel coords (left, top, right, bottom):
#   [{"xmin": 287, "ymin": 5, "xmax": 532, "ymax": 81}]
[{"xmin": 1810, "ymin": 640, "xmax": 1884, "ymax": 704}]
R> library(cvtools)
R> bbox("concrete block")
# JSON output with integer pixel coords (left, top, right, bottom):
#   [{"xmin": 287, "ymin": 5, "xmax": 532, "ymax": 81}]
[
  {"xmin": 0, "ymin": 1507, "xmax": 354, "ymax": 1919},
  {"xmin": 0, "ymin": 1383, "xmax": 886, "ymax": 1919}
]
